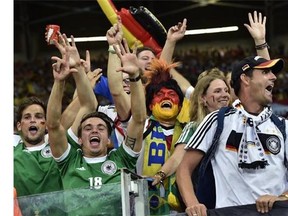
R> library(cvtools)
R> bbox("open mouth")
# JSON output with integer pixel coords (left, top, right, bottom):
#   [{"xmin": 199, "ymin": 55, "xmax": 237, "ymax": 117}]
[
  {"xmin": 160, "ymin": 101, "xmax": 172, "ymax": 109},
  {"xmin": 265, "ymin": 85, "xmax": 273, "ymax": 94},
  {"xmin": 90, "ymin": 136, "xmax": 100, "ymax": 146},
  {"xmin": 29, "ymin": 126, "xmax": 38, "ymax": 135}
]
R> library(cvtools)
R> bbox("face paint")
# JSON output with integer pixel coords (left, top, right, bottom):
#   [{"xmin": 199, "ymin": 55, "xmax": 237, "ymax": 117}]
[
  {"xmin": 150, "ymin": 87, "xmax": 180, "ymax": 107},
  {"xmin": 151, "ymin": 103, "xmax": 180, "ymax": 121},
  {"xmin": 202, "ymin": 79, "xmax": 230, "ymax": 112},
  {"xmin": 150, "ymin": 87, "xmax": 181, "ymax": 121}
]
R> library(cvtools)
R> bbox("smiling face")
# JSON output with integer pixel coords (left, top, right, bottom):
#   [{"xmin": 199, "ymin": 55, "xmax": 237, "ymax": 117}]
[
  {"xmin": 78, "ymin": 117, "xmax": 110, "ymax": 158},
  {"xmin": 149, "ymin": 87, "xmax": 181, "ymax": 122},
  {"xmin": 17, "ymin": 104, "xmax": 46, "ymax": 146},
  {"xmin": 202, "ymin": 79, "xmax": 230, "ymax": 112}
]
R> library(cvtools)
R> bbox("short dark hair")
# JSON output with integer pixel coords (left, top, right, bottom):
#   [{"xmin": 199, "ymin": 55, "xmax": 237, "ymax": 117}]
[
  {"xmin": 16, "ymin": 97, "xmax": 46, "ymax": 122},
  {"xmin": 77, "ymin": 111, "xmax": 114, "ymax": 137},
  {"xmin": 136, "ymin": 46, "xmax": 156, "ymax": 57},
  {"xmin": 231, "ymin": 56, "xmax": 284, "ymax": 96},
  {"xmin": 232, "ymin": 68, "xmax": 253, "ymax": 96}
]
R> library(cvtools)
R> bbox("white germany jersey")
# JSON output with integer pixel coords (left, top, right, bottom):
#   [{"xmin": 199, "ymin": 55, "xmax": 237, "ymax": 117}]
[
  {"xmin": 97, "ymin": 104, "xmax": 128, "ymax": 148},
  {"xmin": 184, "ymin": 108, "xmax": 288, "ymax": 208},
  {"xmin": 97, "ymin": 104, "xmax": 118, "ymax": 121}
]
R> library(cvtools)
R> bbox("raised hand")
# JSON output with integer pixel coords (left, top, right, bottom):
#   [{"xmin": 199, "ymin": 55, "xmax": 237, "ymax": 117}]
[
  {"xmin": 167, "ymin": 18, "xmax": 187, "ymax": 43},
  {"xmin": 80, "ymin": 50, "xmax": 92, "ymax": 73},
  {"xmin": 51, "ymin": 47, "xmax": 72, "ymax": 81},
  {"xmin": 106, "ymin": 16, "xmax": 123, "ymax": 45},
  {"xmin": 244, "ymin": 11, "xmax": 266, "ymax": 43},
  {"xmin": 54, "ymin": 34, "xmax": 81, "ymax": 69},
  {"xmin": 87, "ymin": 68, "xmax": 102, "ymax": 88},
  {"xmin": 114, "ymin": 38, "xmax": 140, "ymax": 77}
]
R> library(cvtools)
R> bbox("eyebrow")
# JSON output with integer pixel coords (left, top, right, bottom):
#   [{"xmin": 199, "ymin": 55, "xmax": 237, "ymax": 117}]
[{"xmin": 83, "ymin": 123, "xmax": 107, "ymax": 129}]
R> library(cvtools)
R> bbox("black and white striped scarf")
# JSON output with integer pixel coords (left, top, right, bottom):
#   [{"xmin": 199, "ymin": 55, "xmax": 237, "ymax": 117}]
[{"xmin": 233, "ymin": 99, "xmax": 272, "ymax": 169}]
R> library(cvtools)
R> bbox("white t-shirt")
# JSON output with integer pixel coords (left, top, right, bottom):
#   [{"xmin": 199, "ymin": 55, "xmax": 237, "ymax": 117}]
[{"xmin": 185, "ymin": 108, "xmax": 288, "ymax": 208}]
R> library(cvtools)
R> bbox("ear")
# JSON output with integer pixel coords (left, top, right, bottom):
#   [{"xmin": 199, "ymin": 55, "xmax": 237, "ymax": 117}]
[
  {"xmin": 149, "ymin": 103, "xmax": 153, "ymax": 111},
  {"xmin": 78, "ymin": 138, "xmax": 83, "ymax": 146},
  {"xmin": 201, "ymin": 95, "xmax": 207, "ymax": 106},
  {"xmin": 240, "ymin": 73, "xmax": 250, "ymax": 86},
  {"xmin": 16, "ymin": 122, "xmax": 21, "ymax": 132}
]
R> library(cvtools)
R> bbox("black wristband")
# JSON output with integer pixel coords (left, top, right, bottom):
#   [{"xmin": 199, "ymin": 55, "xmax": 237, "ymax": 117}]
[
  {"xmin": 129, "ymin": 74, "xmax": 141, "ymax": 82},
  {"xmin": 255, "ymin": 42, "xmax": 270, "ymax": 50},
  {"xmin": 155, "ymin": 170, "xmax": 167, "ymax": 181}
]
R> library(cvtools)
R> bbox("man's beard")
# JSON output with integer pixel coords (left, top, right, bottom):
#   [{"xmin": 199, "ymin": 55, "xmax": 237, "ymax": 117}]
[{"xmin": 24, "ymin": 136, "xmax": 44, "ymax": 145}]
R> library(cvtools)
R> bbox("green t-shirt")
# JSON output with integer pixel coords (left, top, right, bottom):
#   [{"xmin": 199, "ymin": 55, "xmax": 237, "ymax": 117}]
[
  {"xmin": 58, "ymin": 136, "xmax": 138, "ymax": 190},
  {"xmin": 14, "ymin": 142, "xmax": 63, "ymax": 197},
  {"xmin": 55, "ymin": 134, "xmax": 139, "ymax": 215}
]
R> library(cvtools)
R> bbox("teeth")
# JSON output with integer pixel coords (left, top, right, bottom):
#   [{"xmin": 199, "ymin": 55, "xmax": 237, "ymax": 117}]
[
  {"xmin": 161, "ymin": 101, "xmax": 172, "ymax": 108},
  {"xmin": 90, "ymin": 136, "xmax": 100, "ymax": 142}
]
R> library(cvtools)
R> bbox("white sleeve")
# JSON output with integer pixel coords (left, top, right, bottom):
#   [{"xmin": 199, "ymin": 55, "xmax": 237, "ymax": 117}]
[{"xmin": 185, "ymin": 85, "xmax": 194, "ymax": 99}]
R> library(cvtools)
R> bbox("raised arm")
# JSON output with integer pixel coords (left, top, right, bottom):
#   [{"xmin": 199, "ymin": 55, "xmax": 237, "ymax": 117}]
[
  {"xmin": 66, "ymin": 37, "xmax": 98, "ymax": 136},
  {"xmin": 47, "ymin": 35, "xmax": 73, "ymax": 158},
  {"xmin": 160, "ymin": 18, "xmax": 187, "ymax": 63},
  {"xmin": 106, "ymin": 17, "xmax": 131, "ymax": 121},
  {"xmin": 61, "ymin": 49, "xmax": 102, "ymax": 130},
  {"xmin": 114, "ymin": 38, "xmax": 146, "ymax": 152},
  {"xmin": 160, "ymin": 18, "xmax": 193, "ymax": 95},
  {"xmin": 72, "ymin": 50, "xmax": 103, "ymax": 99},
  {"xmin": 244, "ymin": 11, "xmax": 270, "ymax": 60},
  {"xmin": 47, "ymin": 34, "xmax": 97, "ymax": 157}
]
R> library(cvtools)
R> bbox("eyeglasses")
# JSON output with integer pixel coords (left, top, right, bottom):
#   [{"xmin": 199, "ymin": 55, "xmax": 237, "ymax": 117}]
[{"xmin": 122, "ymin": 78, "xmax": 130, "ymax": 85}]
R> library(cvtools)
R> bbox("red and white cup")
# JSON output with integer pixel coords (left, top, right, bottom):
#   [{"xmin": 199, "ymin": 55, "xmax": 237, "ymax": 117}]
[{"xmin": 46, "ymin": 24, "xmax": 60, "ymax": 45}]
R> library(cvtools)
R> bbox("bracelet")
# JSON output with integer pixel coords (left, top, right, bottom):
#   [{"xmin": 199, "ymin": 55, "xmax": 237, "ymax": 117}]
[
  {"xmin": 155, "ymin": 170, "xmax": 167, "ymax": 181},
  {"xmin": 129, "ymin": 74, "xmax": 141, "ymax": 82},
  {"xmin": 255, "ymin": 42, "xmax": 270, "ymax": 50},
  {"xmin": 108, "ymin": 44, "xmax": 117, "ymax": 54}
]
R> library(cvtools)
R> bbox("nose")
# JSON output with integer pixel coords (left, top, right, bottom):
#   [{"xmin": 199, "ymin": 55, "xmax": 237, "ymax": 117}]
[
  {"xmin": 224, "ymin": 91, "xmax": 230, "ymax": 97},
  {"xmin": 221, "ymin": 90, "xmax": 230, "ymax": 99},
  {"xmin": 91, "ymin": 127, "xmax": 98, "ymax": 133},
  {"xmin": 30, "ymin": 116, "xmax": 36, "ymax": 122},
  {"xmin": 270, "ymin": 71, "xmax": 277, "ymax": 81}
]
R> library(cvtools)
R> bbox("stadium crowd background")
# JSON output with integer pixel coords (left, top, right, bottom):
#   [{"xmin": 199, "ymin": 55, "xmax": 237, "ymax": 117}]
[
  {"xmin": 14, "ymin": 1, "xmax": 288, "ymax": 117},
  {"xmin": 14, "ymin": 42, "xmax": 288, "ymax": 116}
]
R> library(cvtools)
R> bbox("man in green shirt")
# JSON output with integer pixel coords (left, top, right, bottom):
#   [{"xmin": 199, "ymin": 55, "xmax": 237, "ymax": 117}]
[
  {"xmin": 14, "ymin": 96, "xmax": 64, "ymax": 215},
  {"xmin": 14, "ymin": 96, "xmax": 63, "ymax": 196},
  {"xmin": 47, "ymin": 34, "xmax": 146, "ymax": 214}
]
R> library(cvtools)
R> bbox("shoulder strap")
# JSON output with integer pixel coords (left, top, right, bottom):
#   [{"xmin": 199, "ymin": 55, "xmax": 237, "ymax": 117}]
[
  {"xmin": 270, "ymin": 113, "xmax": 286, "ymax": 141},
  {"xmin": 198, "ymin": 106, "xmax": 232, "ymax": 178},
  {"xmin": 270, "ymin": 113, "xmax": 287, "ymax": 167}
]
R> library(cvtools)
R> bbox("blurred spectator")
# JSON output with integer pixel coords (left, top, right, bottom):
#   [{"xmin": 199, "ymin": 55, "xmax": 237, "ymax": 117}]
[{"xmin": 14, "ymin": 43, "xmax": 288, "ymax": 110}]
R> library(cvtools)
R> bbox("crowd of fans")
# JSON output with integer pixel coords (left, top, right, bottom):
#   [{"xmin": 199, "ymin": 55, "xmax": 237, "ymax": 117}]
[
  {"xmin": 14, "ymin": 43, "xmax": 288, "ymax": 110},
  {"xmin": 14, "ymin": 13, "xmax": 288, "ymax": 215}
]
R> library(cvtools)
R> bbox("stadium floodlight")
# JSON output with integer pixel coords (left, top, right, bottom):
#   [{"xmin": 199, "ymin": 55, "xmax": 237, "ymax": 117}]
[{"xmin": 69, "ymin": 26, "xmax": 239, "ymax": 43}]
